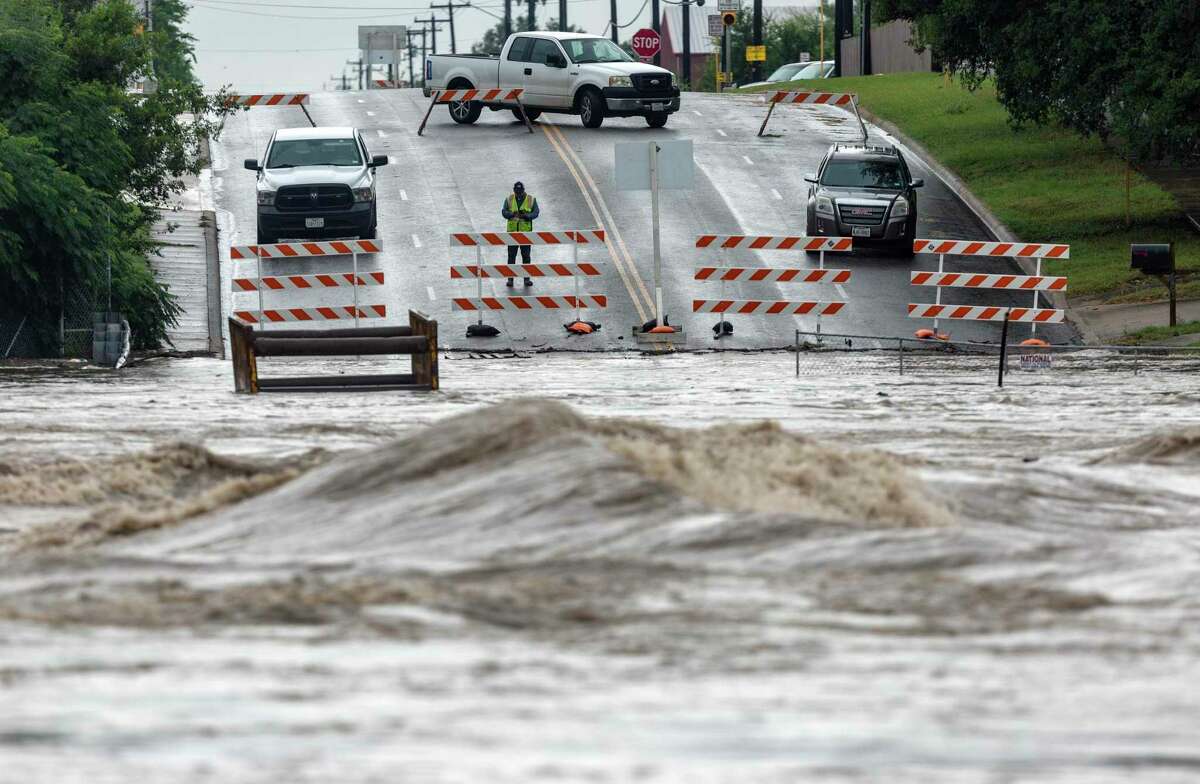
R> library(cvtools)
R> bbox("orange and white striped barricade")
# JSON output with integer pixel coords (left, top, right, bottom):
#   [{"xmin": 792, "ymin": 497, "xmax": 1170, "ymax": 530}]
[
  {"xmin": 908, "ymin": 239, "xmax": 1070, "ymax": 337},
  {"xmin": 226, "ymin": 93, "xmax": 314, "ymax": 126},
  {"xmin": 448, "ymin": 230, "xmax": 607, "ymax": 337},
  {"xmin": 230, "ymin": 240, "xmax": 385, "ymax": 327},
  {"xmin": 372, "ymin": 80, "xmax": 400, "ymax": 89},
  {"xmin": 417, "ymin": 88, "xmax": 532, "ymax": 136},
  {"xmin": 757, "ymin": 91, "xmax": 867, "ymax": 140},
  {"xmin": 693, "ymin": 234, "xmax": 853, "ymax": 339}
]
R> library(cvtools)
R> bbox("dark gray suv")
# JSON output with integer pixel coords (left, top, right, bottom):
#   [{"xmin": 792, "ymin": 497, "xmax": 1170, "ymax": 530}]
[{"xmin": 805, "ymin": 144, "xmax": 923, "ymax": 255}]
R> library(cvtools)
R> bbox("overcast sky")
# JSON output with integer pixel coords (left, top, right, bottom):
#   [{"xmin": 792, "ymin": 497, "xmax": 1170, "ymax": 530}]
[{"xmin": 187, "ymin": 0, "xmax": 819, "ymax": 92}]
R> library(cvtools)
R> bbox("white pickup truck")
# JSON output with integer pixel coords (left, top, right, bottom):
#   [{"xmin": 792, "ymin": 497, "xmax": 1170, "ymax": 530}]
[{"xmin": 424, "ymin": 32, "xmax": 681, "ymax": 129}]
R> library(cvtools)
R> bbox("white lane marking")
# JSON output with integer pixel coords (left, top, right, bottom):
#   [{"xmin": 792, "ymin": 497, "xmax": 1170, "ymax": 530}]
[
  {"xmin": 742, "ymin": 155, "xmax": 754, "ymax": 166},
  {"xmin": 716, "ymin": 129, "xmax": 727, "ymax": 137},
  {"xmin": 770, "ymin": 188, "xmax": 782, "ymax": 200},
  {"xmin": 377, "ymin": 129, "xmax": 387, "ymax": 137},
  {"xmin": 367, "ymin": 111, "xmax": 376, "ymax": 117},
  {"xmin": 357, "ymin": 99, "xmax": 365, "ymax": 103},
  {"xmin": 411, "ymin": 234, "xmax": 423, "ymax": 248},
  {"xmin": 835, "ymin": 283, "xmax": 849, "ymax": 299},
  {"xmin": 692, "ymin": 110, "xmax": 702, "ymax": 116},
  {"xmin": 427, "ymin": 286, "xmax": 436, "ymax": 301},
  {"xmin": 399, "ymin": 189, "xmax": 408, "ymax": 201}
]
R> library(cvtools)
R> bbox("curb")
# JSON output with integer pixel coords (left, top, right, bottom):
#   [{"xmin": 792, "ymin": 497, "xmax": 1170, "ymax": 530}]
[{"xmin": 858, "ymin": 106, "xmax": 1099, "ymax": 345}]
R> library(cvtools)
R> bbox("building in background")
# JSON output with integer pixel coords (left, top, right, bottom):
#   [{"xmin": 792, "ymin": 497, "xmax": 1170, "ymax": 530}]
[{"xmin": 659, "ymin": 5, "xmax": 716, "ymax": 86}]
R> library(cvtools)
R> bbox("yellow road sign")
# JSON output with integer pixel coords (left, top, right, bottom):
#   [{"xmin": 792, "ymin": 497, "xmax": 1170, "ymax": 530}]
[{"xmin": 745, "ymin": 45, "xmax": 766, "ymax": 62}]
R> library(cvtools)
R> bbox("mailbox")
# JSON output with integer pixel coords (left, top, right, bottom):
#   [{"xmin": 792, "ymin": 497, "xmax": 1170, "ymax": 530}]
[{"xmin": 1131, "ymin": 243, "xmax": 1175, "ymax": 275}]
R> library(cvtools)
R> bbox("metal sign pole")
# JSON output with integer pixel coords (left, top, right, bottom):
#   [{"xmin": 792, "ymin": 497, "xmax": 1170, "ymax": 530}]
[
  {"xmin": 934, "ymin": 252, "xmax": 944, "ymax": 333},
  {"xmin": 1031, "ymin": 257, "xmax": 1041, "ymax": 337},
  {"xmin": 650, "ymin": 141, "xmax": 663, "ymax": 324},
  {"xmin": 476, "ymin": 246, "xmax": 484, "ymax": 326},
  {"xmin": 572, "ymin": 241, "xmax": 581, "ymax": 322},
  {"xmin": 256, "ymin": 246, "xmax": 264, "ymax": 329},
  {"xmin": 353, "ymin": 249, "xmax": 360, "ymax": 327}
]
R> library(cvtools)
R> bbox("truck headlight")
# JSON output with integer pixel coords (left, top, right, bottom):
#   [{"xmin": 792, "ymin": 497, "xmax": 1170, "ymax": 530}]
[
  {"xmin": 353, "ymin": 186, "xmax": 374, "ymax": 203},
  {"xmin": 257, "ymin": 190, "xmax": 276, "ymax": 206},
  {"xmin": 815, "ymin": 196, "xmax": 834, "ymax": 216},
  {"xmin": 608, "ymin": 76, "xmax": 632, "ymax": 87},
  {"xmin": 891, "ymin": 196, "xmax": 909, "ymax": 218}
]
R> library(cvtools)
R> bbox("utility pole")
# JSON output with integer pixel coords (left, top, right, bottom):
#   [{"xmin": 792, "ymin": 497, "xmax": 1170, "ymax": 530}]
[
  {"xmin": 682, "ymin": 0, "xmax": 691, "ymax": 86},
  {"xmin": 560, "ymin": 0, "xmax": 568, "ymax": 30},
  {"xmin": 407, "ymin": 29, "xmax": 422, "ymax": 88},
  {"xmin": 610, "ymin": 0, "xmax": 618, "ymax": 42},
  {"xmin": 347, "ymin": 58, "xmax": 364, "ymax": 90},
  {"xmin": 415, "ymin": 16, "xmax": 445, "ymax": 55},
  {"xmin": 431, "ymin": 1, "xmax": 470, "ymax": 54},
  {"xmin": 504, "ymin": 0, "xmax": 512, "ymax": 38},
  {"xmin": 751, "ymin": 0, "xmax": 762, "ymax": 82},
  {"xmin": 860, "ymin": 0, "xmax": 871, "ymax": 76},
  {"xmin": 652, "ymin": 0, "xmax": 660, "ymax": 65},
  {"xmin": 527, "ymin": 0, "xmax": 536, "ymax": 31}
]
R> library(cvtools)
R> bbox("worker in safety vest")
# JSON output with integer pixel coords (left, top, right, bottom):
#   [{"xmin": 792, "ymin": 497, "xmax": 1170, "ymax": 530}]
[{"xmin": 501, "ymin": 181, "xmax": 540, "ymax": 287}]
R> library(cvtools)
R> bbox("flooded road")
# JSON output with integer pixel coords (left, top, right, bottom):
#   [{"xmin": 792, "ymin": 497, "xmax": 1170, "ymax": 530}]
[{"xmin": 2, "ymin": 352, "xmax": 1199, "ymax": 782}]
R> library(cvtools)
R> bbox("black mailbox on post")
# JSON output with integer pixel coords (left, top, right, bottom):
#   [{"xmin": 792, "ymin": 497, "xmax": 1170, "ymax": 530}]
[{"xmin": 1131, "ymin": 243, "xmax": 1175, "ymax": 275}]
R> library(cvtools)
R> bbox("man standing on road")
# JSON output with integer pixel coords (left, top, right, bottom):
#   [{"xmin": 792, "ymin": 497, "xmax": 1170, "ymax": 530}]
[{"xmin": 502, "ymin": 181, "xmax": 539, "ymax": 287}]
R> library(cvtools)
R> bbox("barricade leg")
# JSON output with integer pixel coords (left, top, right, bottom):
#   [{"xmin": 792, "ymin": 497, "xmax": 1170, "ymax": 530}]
[
  {"xmin": 757, "ymin": 101, "xmax": 777, "ymax": 137},
  {"xmin": 229, "ymin": 317, "xmax": 259, "ymax": 394},
  {"xmin": 514, "ymin": 95, "xmax": 535, "ymax": 134},
  {"xmin": 417, "ymin": 91, "xmax": 440, "ymax": 136}
]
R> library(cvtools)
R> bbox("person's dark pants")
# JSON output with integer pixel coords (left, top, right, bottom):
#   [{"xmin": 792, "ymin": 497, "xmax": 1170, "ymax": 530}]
[
  {"xmin": 506, "ymin": 244, "xmax": 532, "ymax": 264},
  {"xmin": 506, "ymin": 243, "xmax": 532, "ymax": 284}
]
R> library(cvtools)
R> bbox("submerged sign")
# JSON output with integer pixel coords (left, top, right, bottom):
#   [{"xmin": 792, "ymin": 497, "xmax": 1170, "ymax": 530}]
[{"xmin": 1018, "ymin": 353, "xmax": 1053, "ymax": 372}]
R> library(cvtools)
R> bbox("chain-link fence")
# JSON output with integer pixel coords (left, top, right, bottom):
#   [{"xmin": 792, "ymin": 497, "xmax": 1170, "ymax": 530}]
[
  {"xmin": 1, "ymin": 280, "xmax": 107, "ymax": 360},
  {"xmin": 792, "ymin": 330, "xmax": 1200, "ymax": 383}
]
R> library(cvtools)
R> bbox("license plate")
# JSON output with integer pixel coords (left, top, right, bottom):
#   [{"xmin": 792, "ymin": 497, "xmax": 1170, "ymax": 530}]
[
  {"xmin": 651, "ymin": 103, "xmax": 665, "ymax": 112},
  {"xmin": 305, "ymin": 218, "xmax": 325, "ymax": 229},
  {"xmin": 852, "ymin": 226, "xmax": 871, "ymax": 237}
]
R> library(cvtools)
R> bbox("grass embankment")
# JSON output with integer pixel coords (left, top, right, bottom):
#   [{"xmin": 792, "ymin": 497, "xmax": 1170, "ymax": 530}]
[
  {"xmin": 1113, "ymin": 321, "xmax": 1200, "ymax": 347},
  {"xmin": 741, "ymin": 73, "xmax": 1198, "ymax": 302}
]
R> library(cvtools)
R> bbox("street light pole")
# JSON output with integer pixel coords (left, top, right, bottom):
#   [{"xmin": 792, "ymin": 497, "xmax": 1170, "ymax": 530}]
[
  {"xmin": 682, "ymin": 0, "xmax": 691, "ymax": 86},
  {"xmin": 560, "ymin": 0, "xmax": 568, "ymax": 30},
  {"xmin": 610, "ymin": 0, "xmax": 618, "ymax": 42}
]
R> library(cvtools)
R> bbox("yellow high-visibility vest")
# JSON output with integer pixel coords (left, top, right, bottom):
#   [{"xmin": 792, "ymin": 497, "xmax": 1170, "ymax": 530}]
[{"xmin": 507, "ymin": 194, "xmax": 535, "ymax": 232}]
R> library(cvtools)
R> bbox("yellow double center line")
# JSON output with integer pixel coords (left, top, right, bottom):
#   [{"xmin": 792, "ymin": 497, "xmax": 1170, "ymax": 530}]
[{"xmin": 540, "ymin": 121, "xmax": 655, "ymax": 323}]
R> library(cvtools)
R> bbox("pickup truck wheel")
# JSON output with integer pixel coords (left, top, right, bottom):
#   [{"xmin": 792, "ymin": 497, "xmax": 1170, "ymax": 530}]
[
  {"xmin": 578, "ymin": 89, "xmax": 605, "ymax": 128},
  {"xmin": 513, "ymin": 107, "xmax": 541, "ymax": 122},
  {"xmin": 646, "ymin": 112, "xmax": 669, "ymax": 128},
  {"xmin": 449, "ymin": 99, "xmax": 482, "ymax": 125}
]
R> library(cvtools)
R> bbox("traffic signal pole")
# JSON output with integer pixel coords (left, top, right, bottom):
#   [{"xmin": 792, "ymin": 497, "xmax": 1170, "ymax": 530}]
[
  {"xmin": 652, "ymin": 0, "xmax": 661, "ymax": 65},
  {"xmin": 682, "ymin": 1, "xmax": 691, "ymax": 86},
  {"xmin": 610, "ymin": 0, "xmax": 618, "ymax": 42},
  {"xmin": 751, "ymin": 0, "xmax": 762, "ymax": 82}
]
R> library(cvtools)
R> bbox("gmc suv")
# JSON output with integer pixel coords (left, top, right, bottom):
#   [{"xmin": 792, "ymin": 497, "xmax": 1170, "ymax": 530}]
[
  {"xmin": 245, "ymin": 127, "xmax": 388, "ymax": 245},
  {"xmin": 805, "ymin": 144, "xmax": 923, "ymax": 255}
]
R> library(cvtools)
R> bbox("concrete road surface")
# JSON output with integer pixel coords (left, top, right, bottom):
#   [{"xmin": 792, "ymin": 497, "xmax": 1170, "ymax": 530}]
[{"xmin": 209, "ymin": 89, "xmax": 1078, "ymax": 351}]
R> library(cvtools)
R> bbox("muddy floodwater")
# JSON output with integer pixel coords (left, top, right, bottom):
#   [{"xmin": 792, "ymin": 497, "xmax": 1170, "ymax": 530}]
[{"xmin": 2, "ymin": 351, "xmax": 1200, "ymax": 783}]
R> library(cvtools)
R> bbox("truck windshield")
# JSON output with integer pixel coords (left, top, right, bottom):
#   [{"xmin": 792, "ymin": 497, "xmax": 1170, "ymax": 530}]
[
  {"xmin": 564, "ymin": 38, "xmax": 633, "ymax": 64},
  {"xmin": 266, "ymin": 138, "xmax": 362, "ymax": 168},
  {"xmin": 821, "ymin": 159, "xmax": 905, "ymax": 189}
]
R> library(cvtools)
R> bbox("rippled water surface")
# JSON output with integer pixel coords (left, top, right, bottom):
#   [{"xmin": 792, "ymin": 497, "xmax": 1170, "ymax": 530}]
[{"xmin": 2, "ymin": 351, "xmax": 1199, "ymax": 783}]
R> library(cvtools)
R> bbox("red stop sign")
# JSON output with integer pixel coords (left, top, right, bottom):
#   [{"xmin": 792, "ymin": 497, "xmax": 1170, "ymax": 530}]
[{"xmin": 631, "ymin": 28, "xmax": 661, "ymax": 59}]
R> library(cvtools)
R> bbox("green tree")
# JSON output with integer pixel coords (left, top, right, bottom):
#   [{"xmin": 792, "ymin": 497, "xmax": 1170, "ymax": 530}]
[
  {"xmin": 877, "ymin": 0, "xmax": 1200, "ymax": 164},
  {"xmin": 0, "ymin": 0, "xmax": 237, "ymax": 351}
]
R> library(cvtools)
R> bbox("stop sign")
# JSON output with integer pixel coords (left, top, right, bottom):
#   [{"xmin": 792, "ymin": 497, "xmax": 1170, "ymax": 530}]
[{"xmin": 631, "ymin": 28, "xmax": 661, "ymax": 59}]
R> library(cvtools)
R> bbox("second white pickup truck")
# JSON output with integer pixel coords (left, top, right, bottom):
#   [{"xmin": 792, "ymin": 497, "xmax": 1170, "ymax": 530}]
[{"xmin": 424, "ymin": 32, "xmax": 681, "ymax": 129}]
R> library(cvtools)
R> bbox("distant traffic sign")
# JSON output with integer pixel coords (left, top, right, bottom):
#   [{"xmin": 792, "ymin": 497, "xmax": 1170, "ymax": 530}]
[
  {"xmin": 718, "ymin": 0, "xmax": 740, "ymax": 9},
  {"xmin": 630, "ymin": 28, "xmax": 661, "ymax": 59},
  {"xmin": 745, "ymin": 45, "xmax": 766, "ymax": 61},
  {"xmin": 708, "ymin": 14, "xmax": 724, "ymax": 37}
]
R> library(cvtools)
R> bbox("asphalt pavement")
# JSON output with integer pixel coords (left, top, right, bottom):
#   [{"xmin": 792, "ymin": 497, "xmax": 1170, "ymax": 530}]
[{"xmin": 209, "ymin": 89, "xmax": 1078, "ymax": 351}]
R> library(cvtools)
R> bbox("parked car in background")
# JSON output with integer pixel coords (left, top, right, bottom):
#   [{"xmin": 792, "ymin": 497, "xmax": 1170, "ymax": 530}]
[{"xmin": 740, "ymin": 60, "xmax": 834, "ymax": 90}]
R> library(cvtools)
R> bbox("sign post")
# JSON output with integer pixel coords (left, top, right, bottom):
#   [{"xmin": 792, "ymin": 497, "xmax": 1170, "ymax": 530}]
[
  {"xmin": 615, "ymin": 140, "xmax": 694, "ymax": 346},
  {"xmin": 631, "ymin": 28, "xmax": 661, "ymax": 60}
]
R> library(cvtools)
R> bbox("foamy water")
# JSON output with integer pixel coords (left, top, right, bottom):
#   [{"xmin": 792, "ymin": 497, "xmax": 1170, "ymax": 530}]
[{"xmin": 2, "ymin": 352, "xmax": 1199, "ymax": 782}]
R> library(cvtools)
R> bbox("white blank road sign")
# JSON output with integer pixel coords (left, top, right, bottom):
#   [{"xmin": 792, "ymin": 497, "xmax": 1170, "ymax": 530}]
[
  {"xmin": 359, "ymin": 25, "xmax": 406, "ymax": 64},
  {"xmin": 614, "ymin": 140, "xmax": 695, "ymax": 190}
]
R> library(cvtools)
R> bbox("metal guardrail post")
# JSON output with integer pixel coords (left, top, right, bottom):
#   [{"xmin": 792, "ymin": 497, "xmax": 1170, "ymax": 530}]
[
  {"xmin": 898, "ymin": 337, "xmax": 903, "ymax": 375},
  {"xmin": 998, "ymin": 308, "xmax": 1011, "ymax": 387},
  {"xmin": 794, "ymin": 328, "xmax": 799, "ymax": 377}
]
